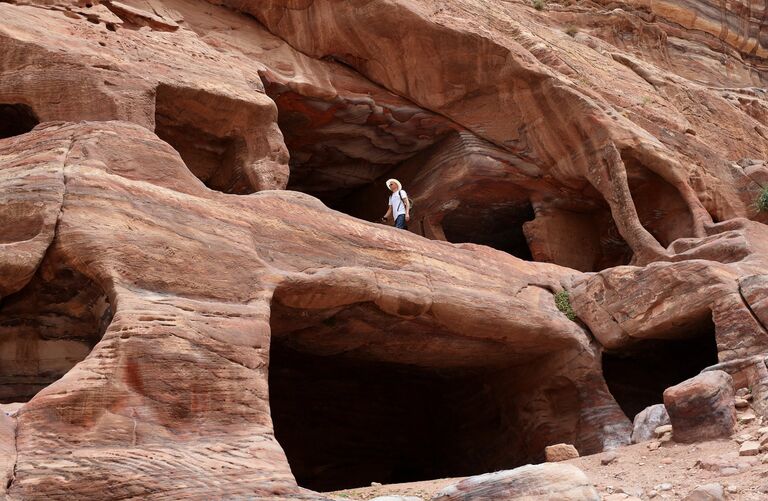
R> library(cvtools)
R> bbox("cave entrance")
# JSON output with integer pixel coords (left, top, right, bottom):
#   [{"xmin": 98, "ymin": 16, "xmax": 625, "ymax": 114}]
[
  {"xmin": 601, "ymin": 315, "xmax": 718, "ymax": 420},
  {"xmin": 260, "ymin": 75, "xmax": 453, "ymax": 221},
  {"xmin": 0, "ymin": 103, "xmax": 39, "ymax": 139},
  {"xmin": 268, "ymin": 301, "xmax": 588, "ymax": 492},
  {"xmin": 0, "ymin": 257, "xmax": 112, "ymax": 403},
  {"xmin": 442, "ymin": 201, "xmax": 535, "ymax": 260},
  {"xmin": 154, "ymin": 85, "xmax": 252, "ymax": 194},
  {"xmin": 269, "ymin": 344, "xmax": 517, "ymax": 491}
]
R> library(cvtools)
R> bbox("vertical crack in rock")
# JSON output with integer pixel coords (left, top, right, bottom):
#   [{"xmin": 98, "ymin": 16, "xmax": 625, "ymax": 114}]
[
  {"xmin": 5, "ymin": 414, "xmax": 17, "ymax": 494},
  {"xmin": 738, "ymin": 280, "xmax": 768, "ymax": 335}
]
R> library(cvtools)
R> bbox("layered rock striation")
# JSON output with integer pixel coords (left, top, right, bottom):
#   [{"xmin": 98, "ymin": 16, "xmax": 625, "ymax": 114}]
[{"xmin": 1, "ymin": 0, "xmax": 768, "ymax": 498}]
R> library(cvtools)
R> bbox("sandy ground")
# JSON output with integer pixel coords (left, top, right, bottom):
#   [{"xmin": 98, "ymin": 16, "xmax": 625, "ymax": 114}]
[{"xmin": 328, "ymin": 415, "xmax": 768, "ymax": 500}]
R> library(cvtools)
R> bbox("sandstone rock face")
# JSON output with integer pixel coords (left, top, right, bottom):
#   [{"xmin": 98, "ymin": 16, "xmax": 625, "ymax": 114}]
[
  {"xmin": 432, "ymin": 463, "xmax": 600, "ymax": 500},
  {"xmin": 631, "ymin": 404, "xmax": 671, "ymax": 444},
  {"xmin": 1, "ymin": 0, "xmax": 768, "ymax": 497},
  {"xmin": 0, "ymin": 122, "xmax": 630, "ymax": 498},
  {"xmin": 664, "ymin": 371, "xmax": 737, "ymax": 443}
]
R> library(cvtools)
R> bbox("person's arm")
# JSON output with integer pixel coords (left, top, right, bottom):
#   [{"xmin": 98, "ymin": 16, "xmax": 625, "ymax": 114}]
[
  {"xmin": 382, "ymin": 204, "xmax": 392, "ymax": 222},
  {"xmin": 404, "ymin": 195, "xmax": 410, "ymax": 222}
]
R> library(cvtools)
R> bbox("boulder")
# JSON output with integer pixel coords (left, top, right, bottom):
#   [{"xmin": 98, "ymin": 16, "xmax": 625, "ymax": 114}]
[
  {"xmin": 631, "ymin": 404, "xmax": 670, "ymax": 443},
  {"xmin": 663, "ymin": 371, "xmax": 736, "ymax": 443},
  {"xmin": 431, "ymin": 463, "xmax": 599, "ymax": 500}
]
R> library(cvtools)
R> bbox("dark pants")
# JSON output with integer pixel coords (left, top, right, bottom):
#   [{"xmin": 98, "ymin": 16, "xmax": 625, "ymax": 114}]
[{"xmin": 395, "ymin": 214, "xmax": 407, "ymax": 229}]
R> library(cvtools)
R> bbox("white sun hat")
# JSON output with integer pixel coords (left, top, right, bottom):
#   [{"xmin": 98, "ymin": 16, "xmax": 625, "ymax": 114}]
[{"xmin": 385, "ymin": 178, "xmax": 402, "ymax": 190}]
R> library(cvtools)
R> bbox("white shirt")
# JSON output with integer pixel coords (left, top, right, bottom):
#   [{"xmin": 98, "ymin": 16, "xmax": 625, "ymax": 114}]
[{"xmin": 389, "ymin": 189, "xmax": 408, "ymax": 216}]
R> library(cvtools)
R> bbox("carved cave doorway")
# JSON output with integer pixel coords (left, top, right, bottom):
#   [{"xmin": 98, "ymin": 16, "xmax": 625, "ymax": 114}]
[
  {"xmin": 441, "ymin": 201, "xmax": 535, "ymax": 260},
  {"xmin": 601, "ymin": 315, "xmax": 719, "ymax": 420},
  {"xmin": 0, "ymin": 256, "xmax": 112, "ymax": 403},
  {"xmin": 267, "ymin": 300, "xmax": 587, "ymax": 492}
]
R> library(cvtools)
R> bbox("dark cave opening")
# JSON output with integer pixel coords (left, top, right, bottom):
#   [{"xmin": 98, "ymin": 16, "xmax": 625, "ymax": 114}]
[
  {"xmin": 266, "ymin": 301, "xmax": 584, "ymax": 492},
  {"xmin": 0, "ymin": 103, "xmax": 39, "ymax": 139},
  {"xmin": 602, "ymin": 315, "xmax": 719, "ymax": 420},
  {"xmin": 269, "ymin": 342, "xmax": 528, "ymax": 492},
  {"xmin": 442, "ymin": 201, "xmax": 535, "ymax": 260},
  {"xmin": 0, "ymin": 259, "xmax": 112, "ymax": 403},
  {"xmin": 260, "ymin": 75, "xmax": 451, "ymax": 224},
  {"xmin": 154, "ymin": 85, "xmax": 252, "ymax": 194}
]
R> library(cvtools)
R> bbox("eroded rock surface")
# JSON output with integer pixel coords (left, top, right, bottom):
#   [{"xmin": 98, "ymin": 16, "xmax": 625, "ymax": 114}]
[
  {"xmin": 0, "ymin": 122, "xmax": 631, "ymax": 498},
  {"xmin": 432, "ymin": 463, "xmax": 600, "ymax": 500},
  {"xmin": 2, "ymin": 0, "xmax": 768, "ymax": 497}
]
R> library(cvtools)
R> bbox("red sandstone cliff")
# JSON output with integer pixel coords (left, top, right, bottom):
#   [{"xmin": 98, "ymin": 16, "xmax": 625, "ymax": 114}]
[{"xmin": 0, "ymin": 0, "xmax": 768, "ymax": 498}]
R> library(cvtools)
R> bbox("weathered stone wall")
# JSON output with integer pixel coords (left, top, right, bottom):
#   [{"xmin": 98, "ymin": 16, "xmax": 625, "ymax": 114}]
[{"xmin": 1, "ymin": 0, "xmax": 768, "ymax": 497}]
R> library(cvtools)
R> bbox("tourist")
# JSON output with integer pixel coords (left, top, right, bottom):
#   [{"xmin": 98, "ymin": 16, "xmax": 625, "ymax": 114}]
[{"xmin": 381, "ymin": 178, "xmax": 410, "ymax": 229}]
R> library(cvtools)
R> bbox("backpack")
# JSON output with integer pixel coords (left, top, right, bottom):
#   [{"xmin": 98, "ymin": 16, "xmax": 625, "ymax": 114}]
[{"xmin": 398, "ymin": 190, "xmax": 414, "ymax": 210}]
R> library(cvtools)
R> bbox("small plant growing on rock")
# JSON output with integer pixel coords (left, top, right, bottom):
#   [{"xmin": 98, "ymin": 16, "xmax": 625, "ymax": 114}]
[
  {"xmin": 565, "ymin": 26, "xmax": 578, "ymax": 37},
  {"xmin": 756, "ymin": 186, "xmax": 768, "ymax": 212},
  {"xmin": 554, "ymin": 290, "xmax": 576, "ymax": 321},
  {"xmin": 532, "ymin": 0, "xmax": 546, "ymax": 10}
]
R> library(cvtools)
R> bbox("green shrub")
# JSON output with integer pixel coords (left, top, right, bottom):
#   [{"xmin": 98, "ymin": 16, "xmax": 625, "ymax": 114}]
[
  {"xmin": 756, "ymin": 186, "xmax": 768, "ymax": 212},
  {"xmin": 554, "ymin": 290, "xmax": 576, "ymax": 321},
  {"xmin": 532, "ymin": 0, "xmax": 546, "ymax": 10},
  {"xmin": 565, "ymin": 26, "xmax": 578, "ymax": 37}
]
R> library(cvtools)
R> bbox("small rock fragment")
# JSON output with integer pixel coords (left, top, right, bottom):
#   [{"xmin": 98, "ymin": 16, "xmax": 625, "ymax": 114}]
[
  {"xmin": 601, "ymin": 451, "xmax": 619, "ymax": 465},
  {"xmin": 654, "ymin": 424, "xmax": 673, "ymax": 437},
  {"xmin": 739, "ymin": 441, "xmax": 760, "ymax": 456},
  {"xmin": 661, "ymin": 457, "xmax": 673, "ymax": 464},
  {"xmin": 544, "ymin": 443, "xmax": 579, "ymax": 462},
  {"xmin": 734, "ymin": 397, "xmax": 749, "ymax": 409},
  {"xmin": 682, "ymin": 482, "xmax": 725, "ymax": 500},
  {"xmin": 738, "ymin": 411, "xmax": 757, "ymax": 425}
]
